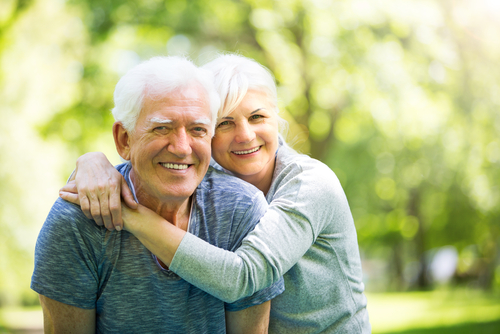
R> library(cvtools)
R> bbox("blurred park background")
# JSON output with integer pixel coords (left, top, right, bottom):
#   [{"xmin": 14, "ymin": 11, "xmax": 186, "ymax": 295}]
[{"xmin": 1, "ymin": 0, "xmax": 499, "ymax": 332}]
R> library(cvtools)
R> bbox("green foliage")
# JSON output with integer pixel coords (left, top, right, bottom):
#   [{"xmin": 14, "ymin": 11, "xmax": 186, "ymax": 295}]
[{"xmin": 0, "ymin": 0, "xmax": 499, "ymax": 309}]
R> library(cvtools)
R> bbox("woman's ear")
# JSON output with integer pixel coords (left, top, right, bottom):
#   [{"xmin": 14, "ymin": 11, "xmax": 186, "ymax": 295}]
[{"xmin": 113, "ymin": 122, "xmax": 131, "ymax": 160}]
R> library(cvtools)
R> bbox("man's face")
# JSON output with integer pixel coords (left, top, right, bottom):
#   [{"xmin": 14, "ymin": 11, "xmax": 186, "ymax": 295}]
[{"xmin": 119, "ymin": 84, "xmax": 213, "ymax": 202}]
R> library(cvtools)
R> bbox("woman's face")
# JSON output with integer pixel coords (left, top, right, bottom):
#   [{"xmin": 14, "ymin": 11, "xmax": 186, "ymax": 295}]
[{"xmin": 211, "ymin": 90, "xmax": 279, "ymax": 189}]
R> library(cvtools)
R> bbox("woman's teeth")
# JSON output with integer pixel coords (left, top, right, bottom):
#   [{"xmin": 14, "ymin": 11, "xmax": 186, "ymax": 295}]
[
  {"xmin": 233, "ymin": 147, "xmax": 260, "ymax": 155},
  {"xmin": 161, "ymin": 163, "xmax": 189, "ymax": 170}
]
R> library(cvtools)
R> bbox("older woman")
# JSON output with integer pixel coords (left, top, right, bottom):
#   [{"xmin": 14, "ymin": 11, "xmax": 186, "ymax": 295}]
[{"xmin": 61, "ymin": 54, "xmax": 371, "ymax": 333}]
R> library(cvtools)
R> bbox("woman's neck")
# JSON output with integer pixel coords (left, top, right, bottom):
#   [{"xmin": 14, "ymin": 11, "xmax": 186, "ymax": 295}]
[{"xmin": 238, "ymin": 158, "xmax": 276, "ymax": 196}]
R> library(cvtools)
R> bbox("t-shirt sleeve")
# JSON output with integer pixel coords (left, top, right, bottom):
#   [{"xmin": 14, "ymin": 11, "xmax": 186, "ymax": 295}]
[
  {"xmin": 225, "ymin": 277, "xmax": 284, "ymax": 312},
  {"xmin": 31, "ymin": 198, "xmax": 103, "ymax": 309}
]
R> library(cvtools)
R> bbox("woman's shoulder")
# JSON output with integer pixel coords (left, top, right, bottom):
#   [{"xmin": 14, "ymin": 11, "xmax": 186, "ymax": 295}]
[
  {"xmin": 269, "ymin": 146, "xmax": 353, "ymax": 235},
  {"xmin": 274, "ymin": 146, "xmax": 342, "ymax": 193}
]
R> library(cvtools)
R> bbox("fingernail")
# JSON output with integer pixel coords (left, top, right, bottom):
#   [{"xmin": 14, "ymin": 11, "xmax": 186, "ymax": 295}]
[{"xmin": 116, "ymin": 226, "xmax": 122, "ymax": 231}]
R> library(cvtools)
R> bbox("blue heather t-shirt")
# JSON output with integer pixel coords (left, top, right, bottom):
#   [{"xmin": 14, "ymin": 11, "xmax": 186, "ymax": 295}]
[{"xmin": 31, "ymin": 163, "xmax": 284, "ymax": 333}]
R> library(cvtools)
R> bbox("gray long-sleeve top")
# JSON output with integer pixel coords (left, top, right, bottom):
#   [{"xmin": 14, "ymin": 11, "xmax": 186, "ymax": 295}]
[{"xmin": 170, "ymin": 139, "xmax": 371, "ymax": 333}]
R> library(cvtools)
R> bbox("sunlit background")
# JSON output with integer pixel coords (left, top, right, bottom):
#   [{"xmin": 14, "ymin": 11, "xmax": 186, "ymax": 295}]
[{"xmin": 1, "ymin": 0, "xmax": 499, "ymax": 332}]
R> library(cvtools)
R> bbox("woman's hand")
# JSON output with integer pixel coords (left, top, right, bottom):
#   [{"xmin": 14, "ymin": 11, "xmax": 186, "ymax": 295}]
[
  {"xmin": 59, "ymin": 152, "xmax": 137, "ymax": 231},
  {"xmin": 121, "ymin": 203, "xmax": 160, "ymax": 232}
]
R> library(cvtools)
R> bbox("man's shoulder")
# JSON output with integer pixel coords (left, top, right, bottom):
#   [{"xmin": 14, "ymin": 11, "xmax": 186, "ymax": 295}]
[
  {"xmin": 36, "ymin": 198, "xmax": 107, "ymax": 276},
  {"xmin": 48, "ymin": 197, "xmax": 89, "ymax": 222},
  {"xmin": 32, "ymin": 198, "xmax": 109, "ymax": 311},
  {"xmin": 42, "ymin": 197, "xmax": 105, "ymax": 243}
]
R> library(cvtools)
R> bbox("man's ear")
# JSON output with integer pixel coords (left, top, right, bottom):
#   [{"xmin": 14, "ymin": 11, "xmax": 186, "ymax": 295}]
[{"xmin": 113, "ymin": 122, "xmax": 131, "ymax": 160}]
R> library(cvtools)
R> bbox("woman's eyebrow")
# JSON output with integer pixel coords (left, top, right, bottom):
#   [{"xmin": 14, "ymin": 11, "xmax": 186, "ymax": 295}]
[{"xmin": 250, "ymin": 108, "xmax": 264, "ymax": 114}]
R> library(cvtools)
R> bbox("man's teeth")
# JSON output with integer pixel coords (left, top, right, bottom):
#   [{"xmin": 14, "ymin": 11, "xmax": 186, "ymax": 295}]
[
  {"xmin": 233, "ymin": 147, "xmax": 260, "ymax": 155},
  {"xmin": 161, "ymin": 163, "xmax": 189, "ymax": 170}
]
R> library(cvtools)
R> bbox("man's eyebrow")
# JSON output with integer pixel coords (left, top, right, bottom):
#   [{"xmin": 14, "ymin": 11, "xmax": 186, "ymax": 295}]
[
  {"xmin": 193, "ymin": 118, "xmax": 212, "ymax": 125},
  {"xmin": 148, "ymin": 117, "xmax": 173, "ymax": 124}
]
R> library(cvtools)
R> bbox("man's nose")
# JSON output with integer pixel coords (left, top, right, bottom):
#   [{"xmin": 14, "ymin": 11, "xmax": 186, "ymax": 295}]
[
  {"xmin": 235, "ymin": 122, "xmax": 256, "ymax": 143},
  {"xmin": 167, "ymin": 129, "xmax": 192, "ymax": 157}
]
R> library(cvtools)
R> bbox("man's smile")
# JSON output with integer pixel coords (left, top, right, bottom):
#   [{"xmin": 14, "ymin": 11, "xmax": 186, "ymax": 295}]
[{"xmin": 159, "ymin": 162, "xmax": 191, "ymax": 170}]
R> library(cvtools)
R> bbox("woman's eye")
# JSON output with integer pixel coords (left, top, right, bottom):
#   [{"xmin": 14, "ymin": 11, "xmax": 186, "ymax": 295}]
[
  {"xmin": 250, "ymin": 114, "xmax": 263, "ymax": 120},
  {"xmin": 217, "ymin": 121, "xmax": 230, "ymax": 127}
]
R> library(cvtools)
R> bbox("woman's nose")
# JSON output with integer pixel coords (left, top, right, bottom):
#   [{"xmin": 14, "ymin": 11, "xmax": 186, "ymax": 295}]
[{"xmin": 234, "ymin": 122, "xmax": 256, "ymax": 143}]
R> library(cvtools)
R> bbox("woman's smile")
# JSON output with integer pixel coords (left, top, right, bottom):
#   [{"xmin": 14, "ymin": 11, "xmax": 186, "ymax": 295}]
[{"xmin": 232, "ymin": 146, "xmax": 262, "ymax": 155}]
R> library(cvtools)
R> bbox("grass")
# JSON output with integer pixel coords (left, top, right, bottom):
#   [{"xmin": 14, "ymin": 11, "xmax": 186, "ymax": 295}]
[
  {"xmin": 376, "ymin": 320, "xmax": 500, "ymax": 334},
  {"xmin": 367, "ymin": 288, "xmax": 500, "ymax": 333},
  {"xmin": 0, "ymin": 288, "xmax": 499, "ymax": 333},
  {"xmin": 0, "ymin": 306, "xmax": 43, "ymax": 334}
]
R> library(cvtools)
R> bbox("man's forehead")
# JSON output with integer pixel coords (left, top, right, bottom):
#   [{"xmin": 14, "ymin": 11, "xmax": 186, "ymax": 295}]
[
  {"xmin": 153, "ymin": 83, "xmax": 208, "ymax": 102},
  {"xmin": 140, "ymin": 86, "xmax": 212, "ymax": 121}
]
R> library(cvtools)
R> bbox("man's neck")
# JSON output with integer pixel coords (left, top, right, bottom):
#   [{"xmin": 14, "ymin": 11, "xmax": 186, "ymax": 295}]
[{"xmin": 130, "ymin": 169, "xmax": 191, "ymax": 231}]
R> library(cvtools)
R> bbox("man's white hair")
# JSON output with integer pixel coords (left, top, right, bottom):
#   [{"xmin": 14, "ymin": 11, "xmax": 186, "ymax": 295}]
[{"xmin": 112, "ymin": 56, "xmax": 220, "ymax": 133}]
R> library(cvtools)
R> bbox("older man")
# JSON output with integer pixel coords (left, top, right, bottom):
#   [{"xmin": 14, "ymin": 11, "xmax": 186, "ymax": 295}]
[{"xmin": 31, "ymin": 56, "xmax": 284, "ymax": 333}]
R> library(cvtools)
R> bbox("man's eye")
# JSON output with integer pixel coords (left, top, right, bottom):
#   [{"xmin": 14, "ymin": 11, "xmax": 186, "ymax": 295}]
[
  {"xmin": 192, "ymin": 127, "xmax": 207, "ymax": 136},
  {"xmin": 155, "ymin": 126, "xmax": 167, "ymax": 131}
]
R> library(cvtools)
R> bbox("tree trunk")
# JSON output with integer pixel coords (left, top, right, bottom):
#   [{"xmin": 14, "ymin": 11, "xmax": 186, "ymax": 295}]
[{"xmin": 408, "ymin": 188, "xmax": 431, "ymax": 289}]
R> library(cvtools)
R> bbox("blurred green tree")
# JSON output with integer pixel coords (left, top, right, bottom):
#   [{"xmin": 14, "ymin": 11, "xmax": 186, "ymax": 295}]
[{"xmin": 1, "ymin": 0, "xmax": 499, "ymax": 307}]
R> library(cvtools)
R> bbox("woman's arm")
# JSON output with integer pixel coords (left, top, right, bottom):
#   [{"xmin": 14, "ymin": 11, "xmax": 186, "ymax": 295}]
[
  {"xmin": 169, "ymin": 203, "xmax": 315, "ymax": 302},
  {"xmin": 120, "ymin": 204, "xmax": 185, "ymax": 265},
  {"xmin": 60, "ymin": 152, "xmax": 137, "ymax": 230},
  {"xmin": 116, "ymin": 192, "xmax": 315, "ymax": 303},
  {"xmin": 167, "ymin": 160, "xmax": 340, "ymax": 303},
  {"xmin": 61, "ymin": 153, "xmax": 335, "ymax": 305}
]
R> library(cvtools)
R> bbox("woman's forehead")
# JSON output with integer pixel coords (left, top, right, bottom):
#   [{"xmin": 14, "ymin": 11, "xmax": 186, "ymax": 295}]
[{"xmin": 219, "ymin": 89, "xmax": 275, "ymax": 118}]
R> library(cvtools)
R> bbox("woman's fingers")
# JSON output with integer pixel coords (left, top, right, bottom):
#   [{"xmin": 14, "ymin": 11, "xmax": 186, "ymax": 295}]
[
  {"xmin": 60, "ymin": 181, "xmax": 77, "ymax": 194},
  {"xmin": 59, "ymin": 181, "xmax": 92, "ymax": 221},
  {"xmin": 109, "ymin": 180, "xmax": 123, "ymax": 231},
  {"xmin": 121, "ymin": 177, "xmax": 138, "ymax": 210},
  {"xmin": 61, "ymin": 152, "xmax": 136, "ymax": 231},
  {"xmin": 59, "ymin": 190, "xmax": 79, "ymax": 205}
]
